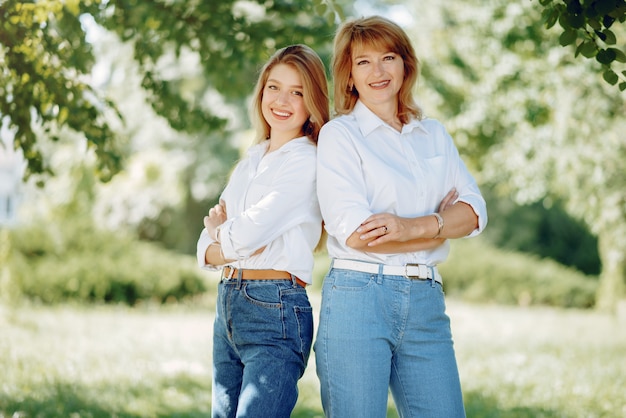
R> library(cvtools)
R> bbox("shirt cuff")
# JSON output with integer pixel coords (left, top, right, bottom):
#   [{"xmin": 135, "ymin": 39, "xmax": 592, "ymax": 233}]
[
  {"xmin": 196, "ymin": 228, "xmax": 220, "ymax": 271},
  {"xmin": 458, "ymin": 196, "xmax": 488, "ymax": 237}
]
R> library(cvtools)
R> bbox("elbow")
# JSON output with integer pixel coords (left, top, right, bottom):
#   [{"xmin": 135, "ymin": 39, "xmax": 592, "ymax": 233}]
[{"xmin": 345, "ymin": 234, "xmax": 368, "ymax": 250}]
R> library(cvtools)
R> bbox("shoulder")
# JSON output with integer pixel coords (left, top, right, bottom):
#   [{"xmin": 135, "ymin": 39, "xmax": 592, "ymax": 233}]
[
  {"xmin": 417, "ymin": 117, "xmax": 447, "ymax": 134},
  {"xmin": 319, "ymin": 114, "xmax": 360, "ymax": 147},
  {"xmin": 321, "ymin": 113, "xmax": 358, "ymax": 133}
]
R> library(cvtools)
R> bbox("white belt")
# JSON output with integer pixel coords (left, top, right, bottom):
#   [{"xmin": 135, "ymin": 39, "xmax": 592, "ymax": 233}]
[{"xmin": 332, "ymin": 259, "xmax": 442, "ymax": 284}]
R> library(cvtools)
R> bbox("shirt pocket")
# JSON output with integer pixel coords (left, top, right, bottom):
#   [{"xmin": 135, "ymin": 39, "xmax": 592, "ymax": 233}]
[{"xmin": 423, "ymin": 155, "xmax": 449, "ymax": 197}]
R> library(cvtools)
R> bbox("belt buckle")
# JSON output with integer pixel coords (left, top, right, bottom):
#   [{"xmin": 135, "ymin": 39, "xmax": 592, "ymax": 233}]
[
  {"xmin": 222, "ymin": 267, "xmax": 235, "ymax": 281},
  {"xmin": 404, "ymin": 263, "xmax": 427, "ymax": 280}
]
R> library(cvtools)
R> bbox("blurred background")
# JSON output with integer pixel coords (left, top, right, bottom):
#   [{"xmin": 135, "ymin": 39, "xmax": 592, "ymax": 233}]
[{"xmin": 1, "ymin": 0, "xmax": 625, "ymax": 416}]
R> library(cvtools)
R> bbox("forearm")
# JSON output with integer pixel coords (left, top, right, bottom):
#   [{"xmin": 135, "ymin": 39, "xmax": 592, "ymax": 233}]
[
  {"xmin": 204, "ymin": 243, "xmax": 235, "ymax": 266},
  {"xmin": 430, "ymin": 202, "xmax": 478, "ymax": 239},
  {"xmin": 346, "ymin": 202, "xmax": 477, "ymax": 251},
  {"xmin": 205, "ymin": 242, "xmax": 267, "ymax": 266},
  {"xmin": 346, "ymin": 233, "xmax": 445, "ymax": 253}
]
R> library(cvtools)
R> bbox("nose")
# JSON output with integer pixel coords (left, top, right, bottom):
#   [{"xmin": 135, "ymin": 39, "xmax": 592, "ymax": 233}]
[
  {"xmin": 275, "ymin": 90, "xmax": 289, "ymax": 105},
  {"xmin": 373, "ymin": 60, "xmax": 384, "ymax": 76}
]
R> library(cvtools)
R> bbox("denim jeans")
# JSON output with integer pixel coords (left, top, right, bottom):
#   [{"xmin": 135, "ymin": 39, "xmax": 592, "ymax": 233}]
[
  {"xmin": 314, "ymin": 266, "xmax": 465, "ymax": 418},
  {"xmin": 211, "ymin": 277, "xmax": 313, "ymax": 418}
]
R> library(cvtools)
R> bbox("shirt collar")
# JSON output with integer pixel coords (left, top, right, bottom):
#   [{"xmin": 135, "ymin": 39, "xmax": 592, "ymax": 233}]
[
  {"xmin": 247, "ymin": 136, "xmax": 311, "ymax": 158},
  {"xmin": 353, "ymin": 100, "xmax": 428, "ymax": 136}
]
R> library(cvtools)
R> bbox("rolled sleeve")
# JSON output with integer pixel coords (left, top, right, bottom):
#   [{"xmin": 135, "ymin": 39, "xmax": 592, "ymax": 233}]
[{"xmin": 196, "ymin": 228, "xmax": 221, "ymax": 271}]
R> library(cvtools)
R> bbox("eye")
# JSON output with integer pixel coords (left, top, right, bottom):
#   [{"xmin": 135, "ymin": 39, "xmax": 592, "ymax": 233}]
[
  {"xmin": 266, "ymin": 84, "xmax": 278, "ymax": 90},
  {"xmin": 356, "ymin": 59, "xmax": 369, "ymax": 66},
  {"xmin": 291, "ymin": 90, "xmax": 304, "ymax": 97},
  {"xmin": 383, "ymin": 54, "xmax": 395, "ymax": 61}
]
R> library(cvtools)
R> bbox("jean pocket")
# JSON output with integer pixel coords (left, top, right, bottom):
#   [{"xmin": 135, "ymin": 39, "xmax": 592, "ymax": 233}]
[
  {"xmin": 329, "ymin": 269, "xmax": 374, "ymax": 291},
  {"xmin": 242, "ymin": 283, "xmax": 282, "ymax": 308},
  {"xmin": 293, "ymin": 305, "xmax": 314, "ymax": 362}
]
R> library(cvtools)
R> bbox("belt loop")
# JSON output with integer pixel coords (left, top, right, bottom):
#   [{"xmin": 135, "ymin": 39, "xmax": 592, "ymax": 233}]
[
  {"xmin": 227, "ymin": 267, "xmax": 235, "ymax": 280},
  {"xmin": 236, "ymin": 268, "xmax": 243, "ymax": 289},
  {"xmin": 377, "ymin": 262, "xmax": 384, "ymax": 284},
  {"xmin": 290, "ymin": 273, "xmax": 298, "ymax": 288},
  {"xmin": 429, "ymin": 266, "xmax": 436, "ymax": 287}
]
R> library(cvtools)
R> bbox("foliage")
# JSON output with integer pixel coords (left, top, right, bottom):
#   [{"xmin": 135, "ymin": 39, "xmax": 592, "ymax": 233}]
[
  {"xmin": 480, "ymin": 188, "xmax": 600, "ymax": 275},
  {"xmin": 7, "ymin": 220, "xmax": 208, "ymax": 305},
  {"xmin": 409, "ymin": 0, "xmax": 626, "ymax": 310},
  {"xmin": 0, "ymin": 0, "xmax": 122, "ymax": 181},
  {"xmin": 438, "ymin": 237, "xmax": 598, "ymax": 308},
  {"xmin": 0, "ymin": 0, "xmax": 346, "ymax": 179},
  {"xmin": 535, "ymin": 0, "xmax": 626, "ymax": 90}
]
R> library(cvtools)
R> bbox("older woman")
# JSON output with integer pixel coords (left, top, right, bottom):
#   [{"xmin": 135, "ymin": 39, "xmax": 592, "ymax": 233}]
[{"xmin": 315, "ymin": 16, "xmax": 487, "ymax": 418}]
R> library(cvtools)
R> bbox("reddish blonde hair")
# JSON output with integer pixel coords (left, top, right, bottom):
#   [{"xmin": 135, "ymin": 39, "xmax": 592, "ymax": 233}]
[{"xmin": 332, "ymin": 16, "xmax": 422, "ymax": 123}]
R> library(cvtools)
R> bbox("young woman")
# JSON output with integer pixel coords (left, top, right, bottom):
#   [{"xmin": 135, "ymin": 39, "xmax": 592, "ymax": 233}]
[
  {"xmin": 315, "ymin": 16, "xmax": 488, "ymax": 417},
  {"xmin": 196, "ymin": 44, "xmax": 329, "ymax": 418}
]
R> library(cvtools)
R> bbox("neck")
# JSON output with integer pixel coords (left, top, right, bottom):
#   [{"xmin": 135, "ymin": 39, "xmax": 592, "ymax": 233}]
[
  {"xmin": 362, "ymin": 101, "xmax": 402, "ymax": 131},
  {"xmin": 267, "ymin": 132, "xmax": 302, "ymax": 153}
]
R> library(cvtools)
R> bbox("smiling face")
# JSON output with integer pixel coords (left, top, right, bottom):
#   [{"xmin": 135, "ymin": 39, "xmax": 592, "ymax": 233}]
[
  {"xmin": 261, "ymin": 63, "xmax": 309, "ymax": 144},
  {"xmin": 350, "ymin": 46, "xmax": 405, "ymax": 112}
]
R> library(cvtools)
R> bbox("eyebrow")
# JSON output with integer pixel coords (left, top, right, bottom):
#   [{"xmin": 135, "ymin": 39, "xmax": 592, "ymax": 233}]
[
  {"xmin": 266, "ymin": 78, "xmax": 303, "ymax": 89},
  {"xmin": 353, "ymin": 51, "xmax": 394, "ymax": 60}
]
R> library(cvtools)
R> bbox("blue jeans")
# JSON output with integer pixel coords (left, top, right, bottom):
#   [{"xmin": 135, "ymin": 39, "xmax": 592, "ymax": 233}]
[
  {"xmin": 212, "ymin": 277, "xmax": 313, "ymax": 418},
  {"xmin": 314, "ymin": 266, "xmax": 465, "ymax": 418}
]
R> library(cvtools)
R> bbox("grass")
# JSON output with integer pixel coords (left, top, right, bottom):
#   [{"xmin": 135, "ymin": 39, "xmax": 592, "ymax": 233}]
[{"xmin": 1, "ymin": 287, "xmax": 625, "ymax": 417}]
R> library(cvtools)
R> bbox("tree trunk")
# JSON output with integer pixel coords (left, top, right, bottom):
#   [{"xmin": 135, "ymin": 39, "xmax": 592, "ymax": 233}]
[{"xmin": 595, "ymin": 227, "xmax": 626, "ymax": 313}]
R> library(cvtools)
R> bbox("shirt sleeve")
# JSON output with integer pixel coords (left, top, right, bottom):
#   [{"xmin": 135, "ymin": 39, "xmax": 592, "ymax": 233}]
[
  {"xmin": 317, "ymin": 123, "xmax": 374, "ymax": 244},
  {"xmin": 444, "ymin": 127, "xmax": 488, "ymax": 237},
  {"xmin": 219, "ymin": 150, "xmax": 318, "ymax": 260},
  {"xmin": 196, "ymin": 228, "xmax": 221, "ymax": 271}
]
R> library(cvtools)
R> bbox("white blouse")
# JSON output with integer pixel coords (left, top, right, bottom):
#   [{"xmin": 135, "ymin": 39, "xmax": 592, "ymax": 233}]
[
  {"xmin": 196, "ymin": 136, "xmax": 322, "ymax": 284},
  {"xmin": 317, "ymin": 100, "xmax": 487, "ymax": 266}
]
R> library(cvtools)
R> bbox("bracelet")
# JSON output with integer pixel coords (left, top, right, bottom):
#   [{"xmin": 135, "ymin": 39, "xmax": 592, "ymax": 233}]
[{"xmin": 432, "ymin": 213, "xmax": 444, "ymax": 238}]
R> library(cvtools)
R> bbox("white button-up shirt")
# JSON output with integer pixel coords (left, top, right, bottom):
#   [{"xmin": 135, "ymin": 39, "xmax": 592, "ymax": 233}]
[
  {"xmin": 317, "ymin": 100, "xmax": 487, "ymax": 266},
  {"xmin": 196, "ymin": 136, "xmax": 322, "ymax": 284}
]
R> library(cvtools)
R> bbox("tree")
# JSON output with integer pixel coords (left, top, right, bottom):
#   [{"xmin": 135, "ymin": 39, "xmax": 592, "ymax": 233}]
[
  {"xmin": 534, "ymin": 0, "xmax": 626, "ymax": 90},
  {"xmin": 0, "ymin": 0, "xmax": 345, "ymax": 180},
  {"xmin": 1, "ymin": 0, "xmax": 121, "ymax": 181},
  {"xmin": 406, "ymin": 0, "xmax": 626, "ymax": 311}
]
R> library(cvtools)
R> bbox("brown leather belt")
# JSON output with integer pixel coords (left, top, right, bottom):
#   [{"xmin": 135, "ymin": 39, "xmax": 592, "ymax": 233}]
[{"xmin": 222, "ymin": 267, "xmax": 307, "ymax": 288}]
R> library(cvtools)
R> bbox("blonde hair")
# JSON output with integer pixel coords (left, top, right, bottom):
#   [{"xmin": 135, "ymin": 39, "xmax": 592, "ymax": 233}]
[
  {"xmin": 332, "ymin": 16, "xmax": 422, "ymax": 123},
  {"xmin": 250, "ymin": 44, "xmax": 330, "ymax": 144}
]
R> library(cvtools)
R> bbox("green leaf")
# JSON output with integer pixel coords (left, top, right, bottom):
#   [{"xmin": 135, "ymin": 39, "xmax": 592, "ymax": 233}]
[
  {"xmin": 566, "ymin": 13, "xmax": 585, "ymax": 29},
  {"xmin": 596, "ymin": 48, "xmax": 617, "ymax": 64},
  {"xmin": 576, "ymin": 40, "xmax": 597, "ymax": 58},
  {"xmin": 315, "ymin": 3, "xmax": 327, "ymax": 15},
  {"xmin": 601, "ymin": 29, "xmax": 617, "ymax": 45},
  {"xmin": 587, "ymin": 18, "xmax": 601, "ymax": 31},
  {"xmin": 619, "ymin": 82, "xmax": 626, "ymax": 92},
  {"xmin": 602, "ymin": 69, "xmax": 618, "ymax": 85},
  {"xmin": 611, "ymin": 48, "xmax": 626, "ymax": 63},
  {"xmin": 545, "ymin": 9, "xmax": 559, "ymax": 29},
  {"xmin": 559, "ymin": 29, "xmax": 578, "ymax": 46}
]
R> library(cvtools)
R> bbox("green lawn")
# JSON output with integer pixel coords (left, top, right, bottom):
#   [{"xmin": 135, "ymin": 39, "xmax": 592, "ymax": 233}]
[{"xmin": 1, "ymin": 292, "xmax": 624, "ymax": 417}]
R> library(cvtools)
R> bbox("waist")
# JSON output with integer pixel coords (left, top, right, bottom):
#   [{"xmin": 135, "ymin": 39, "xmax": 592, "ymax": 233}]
[
  {"xmin": 331, "ymin": 259, "xmax": 442, "ymax": 284},
  {"xmin": 222, "ymin": 267, "xmax": 307, "ymax": 288}
]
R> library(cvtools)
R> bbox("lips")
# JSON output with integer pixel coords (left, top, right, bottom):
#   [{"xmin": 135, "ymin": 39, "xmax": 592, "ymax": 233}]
[
  {"xmin": 369, "ymin": 80, "xmax": 390, "ymax": 88},
  {"xmin": 272, "ymin": 109, "xmax": 292, "ymax": 118}
]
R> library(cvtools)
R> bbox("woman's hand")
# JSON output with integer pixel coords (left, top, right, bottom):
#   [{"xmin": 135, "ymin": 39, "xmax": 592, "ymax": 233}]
[
  {"xmin": 204, "ymin": 199, "xmax": 227, "ymax": 241},
  {"xmin": 356, "ymin": 188, "xmax": 458, "ymax": 247}
]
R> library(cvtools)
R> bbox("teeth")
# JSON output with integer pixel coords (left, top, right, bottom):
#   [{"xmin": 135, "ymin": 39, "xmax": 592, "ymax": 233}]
[
  {"xmin": 370, "ymin": 81, "xmax": 389, "ymax": 87},
  {"xmin": 273, "ymin": 110, "xmax": 291, "ymax": 117}
]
